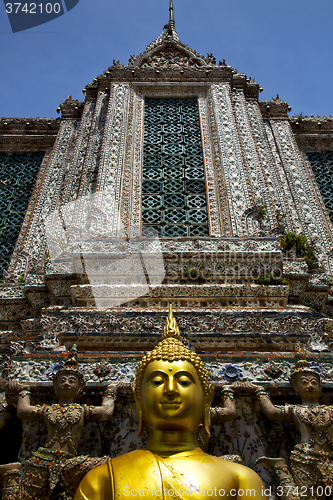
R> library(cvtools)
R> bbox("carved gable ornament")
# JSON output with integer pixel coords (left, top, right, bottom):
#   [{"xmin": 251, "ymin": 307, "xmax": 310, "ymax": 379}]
[
  {"xmin": 141, "ymin": 45, "xmax": 206, "ymax": 69},
  {"xmin": 129, "ymin": 39, "xmax": 216, "ymax": 70}
]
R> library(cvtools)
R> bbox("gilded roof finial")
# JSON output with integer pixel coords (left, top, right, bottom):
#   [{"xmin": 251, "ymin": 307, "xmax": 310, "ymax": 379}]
[
  {"xmin": 167, "ymin": 0, "xmax": 179, "ymax": 41},
  {"xmin": 169, "ymin": 0, "xmax": 175, "ymax": 25},
  {"xmin": 163, "ymin": 304, "xmax": 181, "ymax": 340}
]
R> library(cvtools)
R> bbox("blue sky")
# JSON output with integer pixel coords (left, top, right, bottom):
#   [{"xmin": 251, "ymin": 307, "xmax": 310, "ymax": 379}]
[{"xmin": 0, "ymin": 0, "xmax": 332, "ymax": 119}]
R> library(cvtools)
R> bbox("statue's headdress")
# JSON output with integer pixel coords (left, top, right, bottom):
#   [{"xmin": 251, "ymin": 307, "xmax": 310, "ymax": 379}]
[
  {"xmin": 135, "ymin": 305, "xmax": 210, "ymax": 397},
  {"xmin": 290, "ymin": 344, "xmax": 322, "ymax": 381},
  {"xmin": 52, "ymin": 345, "xmax": 85, "ymax": 384}
]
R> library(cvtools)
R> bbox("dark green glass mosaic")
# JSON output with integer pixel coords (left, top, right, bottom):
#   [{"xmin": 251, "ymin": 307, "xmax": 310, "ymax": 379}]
[
  {"xmin": 307, "ymin": 151, "xmax": 333, "ymax": 223},
  {"xmin": 142, "ymin": 98, "xmax": 209, "ymax": 237},
  {"xmin": 0, "ymin": 152, "xmax": 44, "ymax": 276}
]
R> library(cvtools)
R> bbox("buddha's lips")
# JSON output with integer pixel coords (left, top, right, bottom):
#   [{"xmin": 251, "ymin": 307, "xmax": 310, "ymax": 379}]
[{"xmin": 160, "ymin": 399, "xmax": 181, "ymax": 409}]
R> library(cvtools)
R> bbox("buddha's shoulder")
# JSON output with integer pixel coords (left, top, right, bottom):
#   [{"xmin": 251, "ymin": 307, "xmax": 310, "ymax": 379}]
[
  {"xmin": 166, "ymin": 450, "xmax": 251, "ymax": 471},
  {"xmin": 75, "ymin": 451, "xmax": 156, "ymax": 498},
  {"xmin": 211, "ymin": 456, "xmax": 258, "ymax": 474},
  {"xmin": 111, "ymin": 449, "xmax": 159, "ymax": 467},
  {"xmin": 184, "ymin": 451, "xmax": 261, "ymax": 479},
  {"xmin": 195, "ymin": 453, "xmax": 264, "ymax": 487},
  {"xmin": 74, "ymin": 462, "xmax": 111, "ymax": 499}
]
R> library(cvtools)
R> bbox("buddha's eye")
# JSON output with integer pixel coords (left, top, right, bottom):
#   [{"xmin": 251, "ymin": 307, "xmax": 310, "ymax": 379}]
[
  {"xmin": 151, "ymin": 377, "xmax": 164, "ymax": 387},
  {"xmin": 178, "ymin": 377, "xmax": 191, "ymax": 387}
]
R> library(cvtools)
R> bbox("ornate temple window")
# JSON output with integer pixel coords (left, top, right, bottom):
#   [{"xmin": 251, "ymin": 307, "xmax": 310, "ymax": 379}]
[
  {"xmin": 307, "ymin": 151, "xmax": 333, "ymax": 223},
  {"xmin": 141, "ymin": 97, "xmax": 209, "ymax": 237},
  {"xmin": 0, "ymin": 152, "xmax": 44, "ymax": 276}
]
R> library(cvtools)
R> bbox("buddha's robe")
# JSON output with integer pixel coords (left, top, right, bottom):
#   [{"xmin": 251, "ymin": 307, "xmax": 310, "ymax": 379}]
[{"xmin": 74, "ymin": 448, "xmax": 265, "ymax": 500}]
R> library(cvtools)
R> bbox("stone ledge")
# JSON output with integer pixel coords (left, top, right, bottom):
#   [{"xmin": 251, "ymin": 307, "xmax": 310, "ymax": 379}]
[
  {"xmin": 70, "ymin": 284, "xmax": 289, "ymax": 308},
  {"xmin": 57, "ymin": 330, "xmax": 317, "ymax": 354},
  {"xmin": 38, "ymin": 305, "xmax": 323, "ymax": 348},
  {"xmin": 4, "ymin": 353, "xmax": 333, "ymax": 387},
  {"xmin": 0, "ymin": 284, "xmax": 25, "ymax": 300},
  {"xmin": 283, "ymin": 258, "xmax": 308, "ymax": 276},
  {"xmin": 0, "ymin": 330, "xmax": 41, "ymax": 342},
  {"xmin": 70, "ymin": 283, "xmax": 289, "ymax": 297},
  {"xmin": 0, "ymin": 302, "xmax": 35, "ymax": 326},
  {"xmin": 70, "ymin": 237, "xmax": 281, "ymax": 255}
]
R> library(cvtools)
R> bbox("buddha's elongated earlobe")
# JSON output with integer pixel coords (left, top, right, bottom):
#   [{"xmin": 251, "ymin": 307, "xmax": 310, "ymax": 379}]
[
  {"xmin": 202, "ymin": 384, "xmax": 215, "ymax": 437},
  {"xmin": 133, "ymin": 387, "xmax": 146, "ymax": 438},
  {"xmin": 137, "ymin": 409, "xmax": 146, "ymax": 438},
  {"xmin": 202, "ymin": 406, "xmax": 211, "ymax": 437}
]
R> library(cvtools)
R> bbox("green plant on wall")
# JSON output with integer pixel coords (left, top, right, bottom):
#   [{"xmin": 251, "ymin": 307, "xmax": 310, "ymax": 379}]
[
  {"xmin": 258, "ymin": 273, "xmax": 289, "ymax": 286},
  {"xmin": 258, "ymin": 204, "xmax": 267, "ymax": 220},
  {"xmin": 294, "ymin": 112, "xmax": 303, "ymax": 125},
  {"xmin": 279, "ymin": 232, "xmax": 318, "ymax": 269},
  {"xmin": 275, "ymin": 209, "xmax": 284, "ymax": 224}
]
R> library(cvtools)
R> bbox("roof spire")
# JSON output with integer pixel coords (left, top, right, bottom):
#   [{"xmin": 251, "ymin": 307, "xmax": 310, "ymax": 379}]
[
  {"xmin": 169, "ymin": 0, "xmax": 175, "ymax": 25},
  {"xmin": 167, "ymin": 0, "xmax": 179, "ymax": 41}
]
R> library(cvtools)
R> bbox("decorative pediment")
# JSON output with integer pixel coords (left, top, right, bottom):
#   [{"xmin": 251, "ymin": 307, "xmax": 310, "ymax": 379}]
[
  {"xmin": 127, "ymin": 36, "xmax": 218, "ymax": 70},
  {"xmin": 134, "ymin": 42, "xmax": 213, "ymax": 70}
]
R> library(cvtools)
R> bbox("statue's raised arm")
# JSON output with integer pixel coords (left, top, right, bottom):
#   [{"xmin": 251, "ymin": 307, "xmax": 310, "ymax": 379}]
[
  {"xmin": 210, "ymin": 384, "xmax": 236, "ymax": 422},
  {"xmin": 232, "ymin": 380, "xmax": 293, "ymax": 423},
  {"xmin": 85, "ymin": 381, "xmax": 125, "ymax": 422},
  {"xmin": 9, "ymin": 380, "xmax": 39, "ymax": 420}
]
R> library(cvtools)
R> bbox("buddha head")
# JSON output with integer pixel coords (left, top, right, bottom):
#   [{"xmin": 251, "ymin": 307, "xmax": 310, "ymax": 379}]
[{"xmin": 134, "ymin": 305, "xmax": 214, "ymax": 438}]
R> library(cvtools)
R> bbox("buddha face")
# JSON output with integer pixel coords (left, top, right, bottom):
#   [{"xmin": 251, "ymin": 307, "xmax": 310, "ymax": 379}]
[
  {"xmin": 139, "ymin": 360, "xmax": 208, "ymax": 432},
  {"xmin": 54, "ymin": 373, "xmax": 83, "ymax": 402},
  {"xmin": 292, "ymin": 372, "xmax": 321, "ymax": 402}
]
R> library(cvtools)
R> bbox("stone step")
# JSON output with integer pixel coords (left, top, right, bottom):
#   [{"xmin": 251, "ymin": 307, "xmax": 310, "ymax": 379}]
[
  {"xmin": 45, "ymin": 237, "xmax": 283, "ymax": 285},
  {"xmin": 70, "ymin": 283, "xmax": 289, "ymax": 308},
  {"xmin": 33, "ymin": 304, "xmax": 327, "ymax": 352}
]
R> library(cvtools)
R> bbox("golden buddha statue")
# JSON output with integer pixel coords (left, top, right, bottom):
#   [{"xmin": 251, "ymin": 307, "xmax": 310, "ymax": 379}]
[{"xmin": 74, "ymin": 306, "xmax": 265, "ymax": 500}]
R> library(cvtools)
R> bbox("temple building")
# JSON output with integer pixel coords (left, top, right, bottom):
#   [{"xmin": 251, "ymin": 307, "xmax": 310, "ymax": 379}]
[{"xmin": 1, "ymin": 0, "xmax": 333, "ymax": 482}]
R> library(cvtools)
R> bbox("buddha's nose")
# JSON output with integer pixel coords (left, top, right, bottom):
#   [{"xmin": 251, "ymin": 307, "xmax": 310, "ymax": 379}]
[{"xmin": 165, "ymin": 376, "xmax": 177, "ymax": 394}]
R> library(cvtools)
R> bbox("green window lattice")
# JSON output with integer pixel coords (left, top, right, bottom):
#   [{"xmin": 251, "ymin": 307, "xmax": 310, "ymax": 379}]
[
  {"xmin": 0, "ymin": 152, "xmax": 44, "ymax": 276},
  {"xmin": 142, "ymin": 98, "xmax": 209, "ymax": 237},
  {"xmin": 307, "ymin": 151, "xmax": 333, "ymax": 223}
]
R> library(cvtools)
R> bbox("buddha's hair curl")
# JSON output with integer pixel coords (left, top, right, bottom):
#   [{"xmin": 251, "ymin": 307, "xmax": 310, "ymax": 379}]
[{"xmin": 135, "ymin": 337, "xmax": 210, "ymax": 398}]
